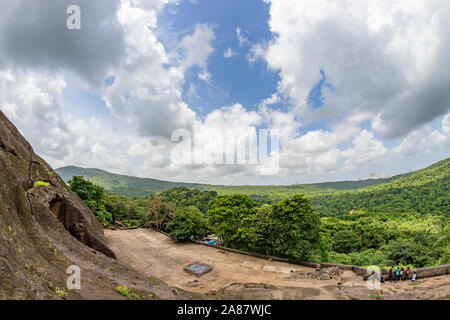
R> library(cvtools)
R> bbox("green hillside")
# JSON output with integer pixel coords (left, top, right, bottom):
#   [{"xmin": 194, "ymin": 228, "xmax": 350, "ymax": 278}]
[
  {"xmin": 57, "ymin": 157, "xmax": 449, "ymax": 218},
  {"xmin": 204, "ymin": 177, "xmax": 398, "ymax": 204},
  {"xmin": 312, "ymin": 158, "xmax": 450, "ymax": 217},
  {"xmin": 56, "ymin": 166, "xmax": 209, "ymax": 197},
  {"xmin": 56, "ymin": 166, "xmax": 393, "ymax": 199}
]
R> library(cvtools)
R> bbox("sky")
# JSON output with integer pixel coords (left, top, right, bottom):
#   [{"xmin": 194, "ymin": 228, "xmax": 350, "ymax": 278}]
[{"xmin": 0, "ymin": 0, "xmax": 449, "ymax": 185}]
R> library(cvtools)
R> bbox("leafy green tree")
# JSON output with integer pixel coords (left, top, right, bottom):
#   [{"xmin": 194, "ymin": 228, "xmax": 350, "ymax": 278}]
[
  {"xmin": 69, "ymin": 176, "xmax": 104, "ymax": 202},
  {"xmin": 269, "ymin": 195, "xmax": 321, "ymax": 261},
  {"xmin": 103, "ymin": 194, "xmax": 128, "ymax": 221},
  {"xmin": 143, "ymin": 197, "xmax": 176, "ymax": 231},
  {"xmin": 68, "ymin": 176, "xmax": 112, "ymax": 224},
  {"xmin": 247, "ymin": 205, "xmax": 276, "ymax": 255},
  {"xmin": 332, "ymin": 230, "xmax": 361, "ymax": 253},
  {"xmin": 207, "ymin": 194, "xmax": 257, "ymax": 249},
  {"xmin": 159, "ymin": 187, "xmax": 217, "ymax": 213},
  {"xmin": 387, "ymin": 241, "xmax": 417, "ymax": 265},
  {"xmin": 166, "ymin": 206, "xmax": 210, "ymax": 242},
  {"xmin": 348, "ymin": 249, "xmax": 387, "ymax": 266},
  {"xmin": 328, "ymin": 252, "xmax": 353, "ymax": 265},
  {"xmin": 429, "ymin": 224, "xmax": 450, "ymax": 265}
]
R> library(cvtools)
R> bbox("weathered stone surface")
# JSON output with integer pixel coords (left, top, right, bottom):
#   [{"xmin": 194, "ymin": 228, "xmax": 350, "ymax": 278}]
[{"xmin": 0, "ymin": 110, "xmax": 190, "ymax": 300}]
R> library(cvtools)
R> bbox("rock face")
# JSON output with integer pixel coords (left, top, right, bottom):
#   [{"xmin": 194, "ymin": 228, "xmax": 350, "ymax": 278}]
[
  {"xmin": 28, "ymin": 186, "xmax": 116, "ymax": 259},
  {"xmin": 0, "ymin": 110, "xmax": 188, "ymax": 300}
]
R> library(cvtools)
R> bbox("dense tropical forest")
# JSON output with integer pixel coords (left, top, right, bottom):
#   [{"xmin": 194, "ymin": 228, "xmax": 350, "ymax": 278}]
[{"xmin": 65, "ymin": 158, "xmax": 449, "ymax": 269}]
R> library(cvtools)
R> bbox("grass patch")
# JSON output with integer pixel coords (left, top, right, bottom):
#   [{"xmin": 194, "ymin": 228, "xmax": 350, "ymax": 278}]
[
  {"xmin": 115, "ymin": 285, "xmax": 142, "ymax": 299},
  {"xmin": 148, "ymin": 275, "xmax": 160, "ymax": 282},
  {"xmin": 368, "ymin": 294, "xmax": 381, "ymax": 299},
  {"xmin": 33, "ymin": 181, "xmax": 50, "ymax": 188},
  {"xmin": 55, "ymin": 287, "xmax": 69, "ymax": 299}
]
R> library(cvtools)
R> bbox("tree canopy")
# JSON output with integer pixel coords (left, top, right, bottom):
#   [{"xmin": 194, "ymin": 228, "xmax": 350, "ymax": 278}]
[
  {"xmin": 166, "ymin": 206, "xmax": 210, "ymax": 242},
  {"xmin": 68, "ymin": 176, "xmax": 112, "ymax": 224},
  {"xmin": 207, "ymin": 194, "xmax": 257, "ymax": 249}
]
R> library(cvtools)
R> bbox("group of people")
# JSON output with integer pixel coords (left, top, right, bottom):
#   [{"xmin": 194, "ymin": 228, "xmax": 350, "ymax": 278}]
[{"xmin": 386, "ymin": 266, "xmax": 417, "ymax": 282}]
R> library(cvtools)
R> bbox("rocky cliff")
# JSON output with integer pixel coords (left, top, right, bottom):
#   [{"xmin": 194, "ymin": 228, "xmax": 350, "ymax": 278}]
[{"xmin": 0, "ymin": 110, "xmax": 188, "ymax": 299}]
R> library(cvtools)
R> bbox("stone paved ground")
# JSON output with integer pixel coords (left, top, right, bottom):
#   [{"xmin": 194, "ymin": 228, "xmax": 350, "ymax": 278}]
[{"xmin": 105, "ymin": 228, "xmax": 450, "ymax": 300}]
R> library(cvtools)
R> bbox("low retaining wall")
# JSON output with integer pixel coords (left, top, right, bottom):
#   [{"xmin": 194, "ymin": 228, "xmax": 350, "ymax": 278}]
[
  {"xmin": 109, "ymin": 226, "xmax": 139, "ymax": 231},
  {"xmin": 195, "ymin": 241, "xmax": 450, "ymax": 279},
  {"xmin": 319, "ymin": 263, "xmax": 368, "ymax": 276},
  {"xmin": 416, "ymin": 264, "xmax": 450, "ymax": 279},
  {"xmin": 143, "ymin": 227, "xmax": 450, "ymax": 280}
]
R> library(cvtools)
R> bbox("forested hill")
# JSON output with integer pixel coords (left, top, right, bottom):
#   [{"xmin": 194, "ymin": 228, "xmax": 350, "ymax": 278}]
[
  {"xmin": 56, "ymin": 165, "xmax": 393, "ymax": 198},
  {"xmin": 56, "ymin": 166, "xmax": 208, "ymax": 197},
  {"xmin": 57, "ymin": 157, "xmax": 449, "ymax": 217},
  {"xmin": 312, "ymin": 158, "xmax": 450, "ymax": 217}
]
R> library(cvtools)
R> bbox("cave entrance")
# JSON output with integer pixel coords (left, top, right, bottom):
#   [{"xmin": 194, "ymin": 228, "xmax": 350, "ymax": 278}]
[
  {"xmin": 48, "ymin": 195, "xmax": 116, "ymax": 259},
  {"xmin": 49, "ymin": 197, "xmax": 75, "ymax": 237}
]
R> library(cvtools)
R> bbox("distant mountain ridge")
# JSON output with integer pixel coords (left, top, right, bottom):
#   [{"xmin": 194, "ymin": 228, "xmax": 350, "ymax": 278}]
[
  {"xmin": 56, "ymin": 164, "xmax": 413, "ymax": 198},
  {"xmin": 56, "ymin": 166, "xmax": 210, "ymax": 197},
  {"xmin": 57, "ymin": 158, "xmax": 449, "ymax": 217}
]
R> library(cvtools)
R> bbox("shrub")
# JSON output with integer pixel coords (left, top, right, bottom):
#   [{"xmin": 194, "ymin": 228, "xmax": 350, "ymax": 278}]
[
  {"xmin": 328, "ymin": 252, "xmax": 352, "ymax": 265},
  {"xmin": 115, "ymin": 285, "xmax": 141, "ymax": 299},
  {"xmin": 68, "ymin": 176, "xmax": 113, "ymax": 225},
  {"xmin": 332, "ymin": 230, "xmax": 361, "ymax": 253},
  {"xmin": 55, "ymin": 287, "xmax": 68, "ymax": 299}
]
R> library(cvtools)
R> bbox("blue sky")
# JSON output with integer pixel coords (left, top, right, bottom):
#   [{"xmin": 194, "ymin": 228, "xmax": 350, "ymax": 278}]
[
  {"xmin": 0, "ymin": 0, "xmax": 449, "ymax": 185},
  {"xmin": 159, "ymin": 0, "xmax": 281, "ymax": 116}
]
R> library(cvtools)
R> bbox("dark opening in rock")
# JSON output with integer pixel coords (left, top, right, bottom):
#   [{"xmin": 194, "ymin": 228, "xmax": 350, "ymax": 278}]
[{"xmin": 48, "ymin": 195, "xmax": 115, "ymax": 259}]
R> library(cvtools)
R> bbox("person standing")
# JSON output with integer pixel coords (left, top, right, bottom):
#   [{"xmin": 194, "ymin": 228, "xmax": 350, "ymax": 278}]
[
  {"xmin": 400, "ymin": 267, "xmax": 404, "ymax": 281},
  {"xmin": 405, "ymin": 267, "xmax": 410, "ymax": 280},
  {"xmin": 395, "ymin": 267, "xmax": 400, "ymax": 281},
  {"xmin": 411, "ymin": 271, "xmax": 417, "ymax": 282},
  {"xmin": 389, "ymin": 266, "xmax": 394, "ymax": 282}
]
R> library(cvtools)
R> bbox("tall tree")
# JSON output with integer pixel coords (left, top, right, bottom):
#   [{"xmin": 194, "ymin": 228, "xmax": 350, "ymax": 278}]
[
  {"xmin": 144, "ymin": 197, "xmax": 176, "ymax": 231},
  {"xmin": 270, "ymin": 195, "xmax": 321, "ymax": 261},
  {"xmin": 207, "ymin": 194, "xmax": 257, "ymax": 249},
  {"xmin": 68, "ymin": 176, "xmax": 112, "ymax": 224},
  {"xmin": 247, "ymin": 205, "xmax": 276, "ymax": 255},
  {"xmin": 167, "ymin": 206, "xmax": 210, "ymax": 242}
]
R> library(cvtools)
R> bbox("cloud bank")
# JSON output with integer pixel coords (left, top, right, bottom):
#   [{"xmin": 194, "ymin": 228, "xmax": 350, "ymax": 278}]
[{"xmin": 0, "ymin": 0, "xmax": 449, "ymax": 184}]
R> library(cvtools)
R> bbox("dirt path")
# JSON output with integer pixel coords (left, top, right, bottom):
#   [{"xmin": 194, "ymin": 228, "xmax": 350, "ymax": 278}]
[{"xmin": 105, "ymin": 228, "xmax": 450, "ymax": 300}]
